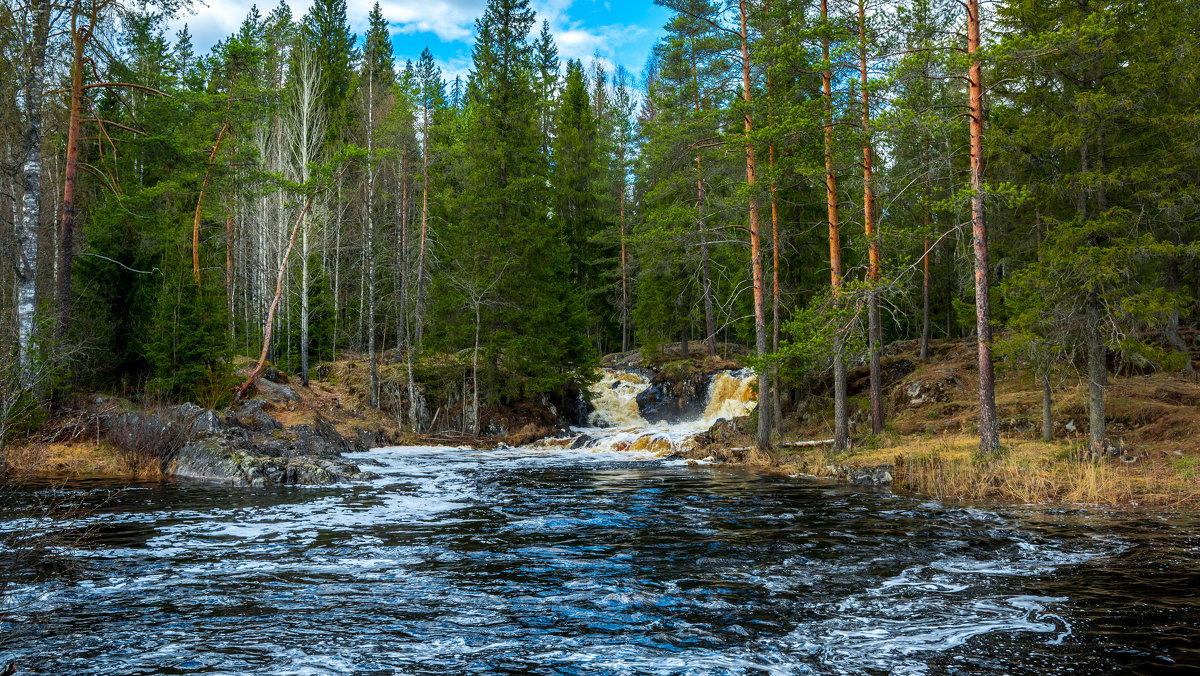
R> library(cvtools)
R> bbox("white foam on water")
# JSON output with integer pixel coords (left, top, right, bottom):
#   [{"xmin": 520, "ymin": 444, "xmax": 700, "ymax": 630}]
[{"xmin": 564, "ymin": 367, "xmax": 759, "ymax": 457}]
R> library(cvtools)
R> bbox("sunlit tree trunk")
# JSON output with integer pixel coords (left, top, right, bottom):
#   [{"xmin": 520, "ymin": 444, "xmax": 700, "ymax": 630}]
[
  {"xmin": 237, "ymin": 189, "xmax": 322, "ymax": 400},
  {"xmin": 968, "ymin": 0, "xmax": 1000, "ymax": 454},
  {"xmin": 822, "ymin": 0, "xmax": 848, "ymax": 451},
  {"xmin": 920, "ymin": 150, "xmax": 932, "ymax": 362},
  {"xmin": 738, "ymin": 0, "xmax": 771, "ymax": 450},
  {"xmin": 57, "ymin": 4, "xmax": 87, "ymax": 342},
  {"xmin": 860, "ymin": 0, "xmax": 883, "ymax": 435}
]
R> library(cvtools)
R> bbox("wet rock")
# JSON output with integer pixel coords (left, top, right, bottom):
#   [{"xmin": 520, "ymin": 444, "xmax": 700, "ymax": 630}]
[
  {"xmin": 570, "ymin": 434, "xmax": 596, "ymax": 449},
  {"xmin": 700, "ymin": 416, "xmax": 751, "ymax": 445},
  {"xmin": 846, "ymin": 465, "xmax": 894, "ymax": 486},
  {"xmin": 355, "ymin": 427, "xmax": 391, "ymax": 450},
  {"xmin": 229, "ymin": 400, "xmax": 281, "ymax": 434},
  {"xmin": 636, "ymin": 373, "xmax": 709, "ymax": 424},
  {"xmin": 97, "ymin": 400, "xmax": 370, "ymax": 487}
]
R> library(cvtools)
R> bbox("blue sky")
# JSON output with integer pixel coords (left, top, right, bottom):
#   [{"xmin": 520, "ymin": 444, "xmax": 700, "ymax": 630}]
[{"xmin": 173, "ymin": 0, "xmax": 672, "ymax": 85}]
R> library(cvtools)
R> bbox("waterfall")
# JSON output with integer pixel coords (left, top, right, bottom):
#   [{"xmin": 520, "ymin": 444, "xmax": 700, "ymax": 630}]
[
  {"xmin": 700, "ymin": 369, "xmax": 758, "ymax": 426},
  {"xmin": 587, "ymin": 370, "xmax": 651, "ymax": 428},
  {"xmin": 539, "ymin": 367, "xmax": 757, "ymax": 457}
]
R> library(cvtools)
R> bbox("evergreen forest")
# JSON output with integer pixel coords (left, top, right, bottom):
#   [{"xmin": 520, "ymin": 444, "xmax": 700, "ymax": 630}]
[{"xmin": 2, "ymin": 0, "xmax": 1198, "ymax": 456}]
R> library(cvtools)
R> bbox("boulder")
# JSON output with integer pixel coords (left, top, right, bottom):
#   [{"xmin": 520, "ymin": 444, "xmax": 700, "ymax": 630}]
[
  {"xmin": 637, "ymin": 373, "xmax": 709, "ymax": 424},
  {"xmin": 98, "ymin": 400, "xmax": 373, "ymax": 487},
  {"xmin": 892, "ymin": 370, "xmax": 962, "ymax": 409}
]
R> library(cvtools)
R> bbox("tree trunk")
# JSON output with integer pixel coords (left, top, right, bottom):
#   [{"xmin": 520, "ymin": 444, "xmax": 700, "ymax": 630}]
[
  {"xmin": 770, "ymin": 143, "xmax": 782, "ymax": 433},
  {"xmin": 57, "ymin": 14, "xmax": 86, "ymax": 342},
  {"xmin": 15, "ymin": 0, "xmax": 51, "ymax": 372},
  {"xmin": 691, "ymin": 49, "xmax": 717, "ymax": 358},
  {"xmin": 920, "ymin": 151, "xmax": 932, "ymax": 362},
  {"xmin": 822, "ymin": 0, "xmax": 848, "ymax": 451},
  {"xmin": 1041, "ymin": 371, "xmax": 1053, "ymax": 442},
  {"xmin": 226, "ymin": 213, "xmax": 235, "ymax": 344},
  {"xmin": 472, "ymin": 303, "xmax": 481, "ymax": 435},
  {"xmin": 921, "ymin": 233, "xmax": 931, "ymax": 361},
  {"xmin": 620, "ymin": 183, "xmax": 629, "ymax": 353},
  {"xmin": 300, "ymin": 211, "xmax": 310, "ymax": 386},
  {"xmin": 860, "ymin": 0, "xmax": 883, "ymax": 435},
  {"xmin": 697, "ymin": 160, "xmax": 717, "ymax": 357},
  {"xmin": 968, "ymin": 0, "xmax": 1000, "ymax": 454},
  {"xmin": 414, "ymin": 105, "xmax": 430, "ymax": 356},
  {"xmin": 738, "ymin": 0, "xmax": 770, "ymax": 450},
  {"xmin": 367, "ymin": 76, "xmax": 379, "ymax": 408},
  {"xmin": 1086, "ymin": 290, "xmax": 1106, "ymax": 454},
  {"xmin": 237, "ymin": 189, "xmax": 321, "ymax": 400},
  {"xmin": 1165, "ymin": 262, "xmax": 1193, "ymax": 373}
]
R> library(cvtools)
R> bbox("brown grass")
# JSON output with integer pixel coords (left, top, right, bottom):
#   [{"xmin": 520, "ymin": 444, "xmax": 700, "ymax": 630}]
[
  {"xmin": 760, "ymin": 432, "xmax": 1200, "ymax": 508},
  {"xmin": 5, "ymin": 441, "xmax": 166, "ymax": 480}
]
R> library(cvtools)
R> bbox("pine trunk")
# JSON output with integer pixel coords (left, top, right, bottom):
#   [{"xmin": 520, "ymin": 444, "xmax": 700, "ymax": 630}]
[
  {"xmin": 57, "ymin": 17, "xmax": 86, "ymax": 342},
  {"xmin": 822, "ymin": 0, "xmax": 848, "ymax": 451},
  {"xmin": 739, "ymin": 0, "xmax": 770, "ymax": 450},
  {"xmin": 968, "ymin": 0, "xmax": 1000, "ymax": 454},
  {"xmin": 861, "ymin": 0, "xmax": 883, "ymax": 435},
  {"xmin": 1086, "ymin": 290, "xmax": 1106, "ymax": 454},
  {"xmin": 692, "ymin": 52, "xmax": 717, "ymax": 358},
  {"xmin": 1041, "ymin": 372, "xmax": 1053, "ymax": 442}
]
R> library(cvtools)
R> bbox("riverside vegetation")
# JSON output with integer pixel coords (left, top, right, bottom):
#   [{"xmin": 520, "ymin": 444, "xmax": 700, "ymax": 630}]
[{"xmin": 1, "ymin": 0, "xmax": 1199, "ymax": 507}]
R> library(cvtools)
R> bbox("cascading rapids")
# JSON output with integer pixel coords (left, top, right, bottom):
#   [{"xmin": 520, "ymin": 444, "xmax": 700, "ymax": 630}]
[{"xmin": 537, "ymin": 368, "xmax": 757, "ymax": 457}]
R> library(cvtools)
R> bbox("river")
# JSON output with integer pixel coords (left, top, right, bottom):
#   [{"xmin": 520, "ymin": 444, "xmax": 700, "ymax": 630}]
[{"xmin": 2, "ymin": 444, "xmax": 1199, "ymax": 674}]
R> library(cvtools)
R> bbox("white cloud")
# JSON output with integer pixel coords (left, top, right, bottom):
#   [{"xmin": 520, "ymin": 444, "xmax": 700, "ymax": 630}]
[{"xmin": 171, "ymin": 0, "xmax": 650, "ymax": 80}]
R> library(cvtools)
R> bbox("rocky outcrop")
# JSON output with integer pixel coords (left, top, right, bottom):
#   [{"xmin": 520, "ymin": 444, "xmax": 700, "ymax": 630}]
[
  {"xmin": 100, "ymin": 400, "xmax": 383, "ymax": 486},
  {"xmin": 636, "ymin": 372, "xmax": 710, "ymax": 424}
]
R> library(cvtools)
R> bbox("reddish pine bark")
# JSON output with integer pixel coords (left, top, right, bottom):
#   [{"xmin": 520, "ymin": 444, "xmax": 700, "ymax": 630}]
[
  {"xmin": 739, "ymin": 0, "xmax": 771, "ymax": 450},
  {"xmin": 822, "ymin": 0, "xmax": 849, "ymax": 451},
  {"xmin": 968, "ymin": 0, "xmax": 1000, "ymax": 454}
]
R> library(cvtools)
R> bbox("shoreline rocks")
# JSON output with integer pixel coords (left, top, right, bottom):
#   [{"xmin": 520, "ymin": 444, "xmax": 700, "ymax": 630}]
[{"xmin": 99, "ymin": 400, "xmax": 386, "ymax": 486}]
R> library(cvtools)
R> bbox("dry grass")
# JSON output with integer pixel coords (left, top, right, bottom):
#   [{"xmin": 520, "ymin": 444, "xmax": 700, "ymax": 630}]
[
  {"xmin": 802, "ymin": 433, "xmax": 1200, "ymax": 507},
  {"xmin": 4, "ymin": 441, "xmax": 166, "ymax": 480}
]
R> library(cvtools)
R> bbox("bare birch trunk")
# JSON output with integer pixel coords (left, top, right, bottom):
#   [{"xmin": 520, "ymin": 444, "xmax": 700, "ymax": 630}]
[
  {"xmin": 414, "ymin": 104, "xmax": 430, "ymax": 356},
  {"xmin": 367, "ymin": 74, "xmax": 379, "ymax": 408},
  {"xmin": 15, "ymin": 0, "xmax": 51, "ymax": 373},
  {"xmin": 237, "ymin": 189, "xmax": 322, "ymax": 400}
]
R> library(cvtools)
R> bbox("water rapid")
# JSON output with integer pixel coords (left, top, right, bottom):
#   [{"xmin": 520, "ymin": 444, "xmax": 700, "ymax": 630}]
[
  {"xmin": 548, "ymin": 368, "xmax": 758, "ymax": 457},
  {"xmin": 3, "ymin": 448, "xmax": 1199, "ymax": 674}
]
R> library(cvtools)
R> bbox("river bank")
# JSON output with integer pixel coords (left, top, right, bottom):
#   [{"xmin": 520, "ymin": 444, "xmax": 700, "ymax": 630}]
[
  {"xmin": 6, "ymin": 337, "xmax": 1199, "ymax": 509},
  {"xmin": 687, "ymin": 336, "xmax": 1200, "ymax": 509}
]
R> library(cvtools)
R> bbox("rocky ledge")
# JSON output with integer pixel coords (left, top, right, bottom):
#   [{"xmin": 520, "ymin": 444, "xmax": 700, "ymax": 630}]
[{"xmin": 99, "ymin": 399, "xmax": 390, "ymax": 486}]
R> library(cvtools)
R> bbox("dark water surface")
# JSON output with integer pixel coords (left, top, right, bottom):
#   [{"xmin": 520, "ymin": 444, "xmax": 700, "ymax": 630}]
[{"xmin": 2, "ymin": 446, "xmax": 1199, "ymax": 674}]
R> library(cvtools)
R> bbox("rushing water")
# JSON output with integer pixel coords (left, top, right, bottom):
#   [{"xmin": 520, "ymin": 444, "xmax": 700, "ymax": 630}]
[{"xmin": 2, "ymin": 445, "xmax": 1199, "ymax": 675}]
